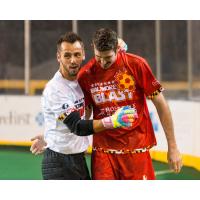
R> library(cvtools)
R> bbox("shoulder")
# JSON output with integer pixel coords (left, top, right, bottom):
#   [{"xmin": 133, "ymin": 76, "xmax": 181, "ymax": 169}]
[
  {"xmin": 122, "ymin": 53, "xmax": 151, "ymax": 74},
  {"xmin": 125, "ymin": 53, "xmax": 147, "ymax": 66},
  {"xmin": 43, "ymin": 80, "xmax": 57, "ymax": 98},
  {"xmin": 43, "ymin": 74, "xmax": 64, "ymax": 98}
]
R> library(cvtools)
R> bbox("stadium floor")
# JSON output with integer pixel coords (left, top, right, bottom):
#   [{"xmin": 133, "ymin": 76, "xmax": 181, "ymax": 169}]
[{"xmin": 0, "ymin": 146, "xmax": 199, "ymax": 180}]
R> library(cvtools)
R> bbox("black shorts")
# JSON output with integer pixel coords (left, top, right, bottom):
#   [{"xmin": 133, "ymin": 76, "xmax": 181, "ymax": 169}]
[{"xmin": 42, "ymin": 148, "xmax": 91, "ymax": 180}]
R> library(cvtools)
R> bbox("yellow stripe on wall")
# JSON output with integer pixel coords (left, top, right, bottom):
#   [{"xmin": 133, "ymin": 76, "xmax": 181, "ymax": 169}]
[
  {"xmin": 0, "ymin": 140, "xmax": 32, "ymax": 147},
  {"xmin": 0, "ymin": 141, "xmax": 199, "ymax": 171},
  {"xmin": 150, "ymin": 150, "xmax": 200, "ymax": 171}
]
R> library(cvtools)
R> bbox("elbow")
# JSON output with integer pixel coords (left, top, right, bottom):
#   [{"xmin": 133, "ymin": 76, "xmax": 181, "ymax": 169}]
[
  {"xmin": 63, "ymin": 111, "xmax": 94, "ymax": 136},
  {"xmin": 73, "ymin": 120, "xmax": 94, "ymax": 136}
]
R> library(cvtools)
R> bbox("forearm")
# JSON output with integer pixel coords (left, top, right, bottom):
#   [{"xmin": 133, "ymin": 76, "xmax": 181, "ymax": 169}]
[
  {"xmin": 152, "ymin": 94, "xmax": 177, "ymax": 149},
  {"xmin": 63, "ymin": 111, "xmax": 106, "ymax": 136},
  {"xmin": 93, "ymin": 119, "xmax": 107, "ymax": 133},
  {"xmin": 152, "ymin": 94, "xmax": 182, "ymax": 173},
  {"xmin": 157, "ymin": 104, "xmax": 177, "ymax": 149},
  {"xmin": 62, "ymin": 106, "xmax": 135, "ymax": 136}
]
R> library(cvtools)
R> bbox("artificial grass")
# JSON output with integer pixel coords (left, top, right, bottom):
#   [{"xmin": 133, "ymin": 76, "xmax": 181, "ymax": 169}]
[{"xmin": 0, "ymin": 147, "xmax": 199, "ymax": 180}]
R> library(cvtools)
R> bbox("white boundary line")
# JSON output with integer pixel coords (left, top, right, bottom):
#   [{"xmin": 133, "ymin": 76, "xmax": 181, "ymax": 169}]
[{"xmin": 155, "ymin": 169, "xmax": 174, "ymax": 176}]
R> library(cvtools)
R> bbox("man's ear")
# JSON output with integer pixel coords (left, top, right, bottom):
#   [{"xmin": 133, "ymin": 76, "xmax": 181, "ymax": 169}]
[
  {"xmin": 82, "ymin": 50, "xmax": 85, "ymax": 60},
  {"xmin": 57, "ymin": 52, "xmax": 60, "ymax": 62}
]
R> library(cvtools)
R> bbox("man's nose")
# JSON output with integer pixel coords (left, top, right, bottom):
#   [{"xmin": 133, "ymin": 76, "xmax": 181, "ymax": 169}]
[
  {"xmin": 70, "ymin": 55, "xmax": 76, "ymax": 63},
  {"xmin": 100, "ymin": 58, "xmax": 106, "ymax": 65}
]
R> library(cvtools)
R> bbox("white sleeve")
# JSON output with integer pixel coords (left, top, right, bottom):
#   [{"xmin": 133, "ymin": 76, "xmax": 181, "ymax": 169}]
[{"xmin": 43, "ymin": 89, "xmax": 76, "ymax": 121}]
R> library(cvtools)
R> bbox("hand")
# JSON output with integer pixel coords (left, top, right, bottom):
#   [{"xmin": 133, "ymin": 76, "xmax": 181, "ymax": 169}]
[
  {"xmin": 102, "ymin": 106, "xmax": 138, "ymax": 129},
  {"xmin": 117, "ymin": 38, "xmax": 128, "ymax": 52},
  {"xmin": 30, "ymin": 134, "xmax": 47, "ymax": 155},
  {"xmin": 167, "ymin": 147, "xmax": 183, "ymax": 173}
]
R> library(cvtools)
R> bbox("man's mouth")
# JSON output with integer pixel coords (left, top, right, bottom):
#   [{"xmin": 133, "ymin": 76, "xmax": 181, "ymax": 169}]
[
  {"xmin": 70, "ymin": 65, "xmax": 79, "ymax": 69},
  {"xmin": 102, "ymin": 63, "xmax": 111, "ymax": 69}
]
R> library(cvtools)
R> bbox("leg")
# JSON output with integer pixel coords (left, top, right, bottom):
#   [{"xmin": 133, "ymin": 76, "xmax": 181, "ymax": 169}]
[
  {"xmin": 91, "ymin": 151, "xmax": 118, "ymax": 180},
  {"xmin": 42, "ymin": 149, "xmax": 91, "ymax": 180},
  {"xmin": 63, "ymin": 153, "xmax": 91, "ymax": 180},
  {"xmin": 117, "ymin": 151, "xmax": 156, "ymax": 180},
  {"xmin": 42, "ymin": 148, "xmax": 65, "ymax": 180}
]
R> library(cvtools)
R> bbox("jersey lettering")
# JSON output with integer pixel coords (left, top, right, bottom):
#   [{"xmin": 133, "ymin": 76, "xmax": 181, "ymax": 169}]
[{"xmin": 93, "ymin": 89, "xmax": 133, "ymax": 104}]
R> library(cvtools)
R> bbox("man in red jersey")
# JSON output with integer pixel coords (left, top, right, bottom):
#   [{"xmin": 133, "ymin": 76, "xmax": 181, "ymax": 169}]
[{"xmin": 78, "ymin": 28, "xmax": 182, "ymax": 180}]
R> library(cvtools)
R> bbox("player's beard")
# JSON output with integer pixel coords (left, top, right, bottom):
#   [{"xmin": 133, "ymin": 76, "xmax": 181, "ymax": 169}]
[
  {"xmin": 61, "ymin": 60, "xmax": 80, "ymax": 78},
  {"xmin": 68, "ymin": 66, "xmax": 80, "ymax": 77},
  {"xmin": 101, "ymin": 62, "xmax": 112, "ymax": 69}
]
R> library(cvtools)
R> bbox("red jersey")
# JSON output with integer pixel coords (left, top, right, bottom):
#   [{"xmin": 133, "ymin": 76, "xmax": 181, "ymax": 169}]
[{"xmin": 78, "ymin": 52, "xmax": 163, "ymax": 151}]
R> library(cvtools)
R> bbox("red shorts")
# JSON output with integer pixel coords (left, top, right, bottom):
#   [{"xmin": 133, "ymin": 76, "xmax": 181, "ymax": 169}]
[{"xmin": 91, "ymin": 150, "xmax": 155, "ymax": 180}]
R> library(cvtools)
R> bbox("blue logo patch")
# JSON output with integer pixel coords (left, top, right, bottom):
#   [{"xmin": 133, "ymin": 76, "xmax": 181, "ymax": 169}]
[
  {"xmin": 35, "ymin": 112, "xmax": 44, "ymax": 126},
  {"xmin": 62, "ymin": 103, "xmax": 69, "ymax": 109}
]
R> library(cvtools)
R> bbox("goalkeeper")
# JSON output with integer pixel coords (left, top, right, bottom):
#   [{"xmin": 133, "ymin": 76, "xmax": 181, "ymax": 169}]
[
  {"xmin": 30, "ymin": 32, "xmax": 134, "ymax": 180},
  {"xmin": 78, "ymin": 28, "xmax": 182, "ymax": 180}
]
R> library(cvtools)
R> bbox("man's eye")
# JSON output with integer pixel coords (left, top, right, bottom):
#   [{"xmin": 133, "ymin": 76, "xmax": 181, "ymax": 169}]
[
  {"xmin": 64, "ymin": 54, "xmax": 71, "ymax": 58},
  {"xmin": 75, "ymin": 53, "xmax": 81, "ymax": 57}
]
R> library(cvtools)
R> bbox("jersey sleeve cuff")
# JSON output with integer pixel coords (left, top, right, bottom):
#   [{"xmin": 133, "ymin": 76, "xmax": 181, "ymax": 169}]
[{"xmin": 147, "ymin": 87, "xmax": 164, "ymax": 100}]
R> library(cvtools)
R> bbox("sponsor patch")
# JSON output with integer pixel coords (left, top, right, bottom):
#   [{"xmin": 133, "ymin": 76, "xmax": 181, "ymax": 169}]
[{"xmin": 62, "ymin": 103, "xmax": 69, "ymax": 109}]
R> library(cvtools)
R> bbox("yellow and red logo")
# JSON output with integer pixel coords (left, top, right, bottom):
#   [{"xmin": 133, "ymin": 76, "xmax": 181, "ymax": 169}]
[{"xmin": 115, "ymin": 71, "xmax": 135, "ymax": 91}]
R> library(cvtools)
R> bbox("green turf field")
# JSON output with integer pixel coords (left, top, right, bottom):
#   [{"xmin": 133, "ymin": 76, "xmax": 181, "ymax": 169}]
[{"xmin": 0, "ymin": 147, "xmax": 199, "ymax": 180}]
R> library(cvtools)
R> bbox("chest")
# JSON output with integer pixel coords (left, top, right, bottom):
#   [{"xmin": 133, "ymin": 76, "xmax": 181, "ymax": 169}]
[{"xmin": 89, "ymin": 66, "xmax": 139, "ymax": 104}]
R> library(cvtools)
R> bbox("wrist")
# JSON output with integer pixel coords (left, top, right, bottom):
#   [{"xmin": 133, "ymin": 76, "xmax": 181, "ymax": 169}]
[
  {"xmin": 101, "ymin": 116, "xmax": 113, "ymax": 129},
  {"xmin": 168, "ymin": 143, "xmax": 178, "ymax": 151}
]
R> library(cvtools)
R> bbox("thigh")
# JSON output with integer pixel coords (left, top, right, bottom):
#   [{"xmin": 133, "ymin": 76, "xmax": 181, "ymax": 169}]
[
  {"xmin": 63, "ymin": 153, "xmax": 91, "ymax": 180},
  {"xmin": 91, "ymin": 151, "xmax": 118, "ymax": 180},
  {"xmin": 42, "ymin": 148, "xmax": 64, "ymax": 180},
  {"xmin": 117, "ymin": 151, "xmax": 155, "ymax": 180}
]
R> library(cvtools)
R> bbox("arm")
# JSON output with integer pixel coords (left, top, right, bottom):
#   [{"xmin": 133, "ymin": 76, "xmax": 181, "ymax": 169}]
[
  {"xmin": 29, "ymin": 120, "xmax": 104, "ymax": 155},
  {"xmin": 30, "ymin": 106, "xmax": 136, "ymax": 155},
  {"xmin": 62, "ymin": 106, "xmax": 136, "ymax": 136},
  {"xmin": 152, "ymin": 93, "xmax": 182, "ymax": 173},
  {"xmin": 117, "ymin": 38, "xmax": 128, "ymax": 52},
  {"xmin": 93, "ymin": 119, "xmax": 105, "ymax": 133}
]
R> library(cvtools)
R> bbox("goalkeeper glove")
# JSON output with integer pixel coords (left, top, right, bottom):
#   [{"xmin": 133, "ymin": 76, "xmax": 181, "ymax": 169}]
[{"xmin": 102, "ymin": 106, "xmax": 138, "ymax": 129}]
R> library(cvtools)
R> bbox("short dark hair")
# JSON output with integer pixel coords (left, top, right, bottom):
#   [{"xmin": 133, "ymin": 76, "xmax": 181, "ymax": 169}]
[
  {"xmin": 57, "ymin": 32, "xmax": 84, "ymax": 52},
  {"xmin": 93, "ymin": 28, "xmax": 118, "ymax": 52}
]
